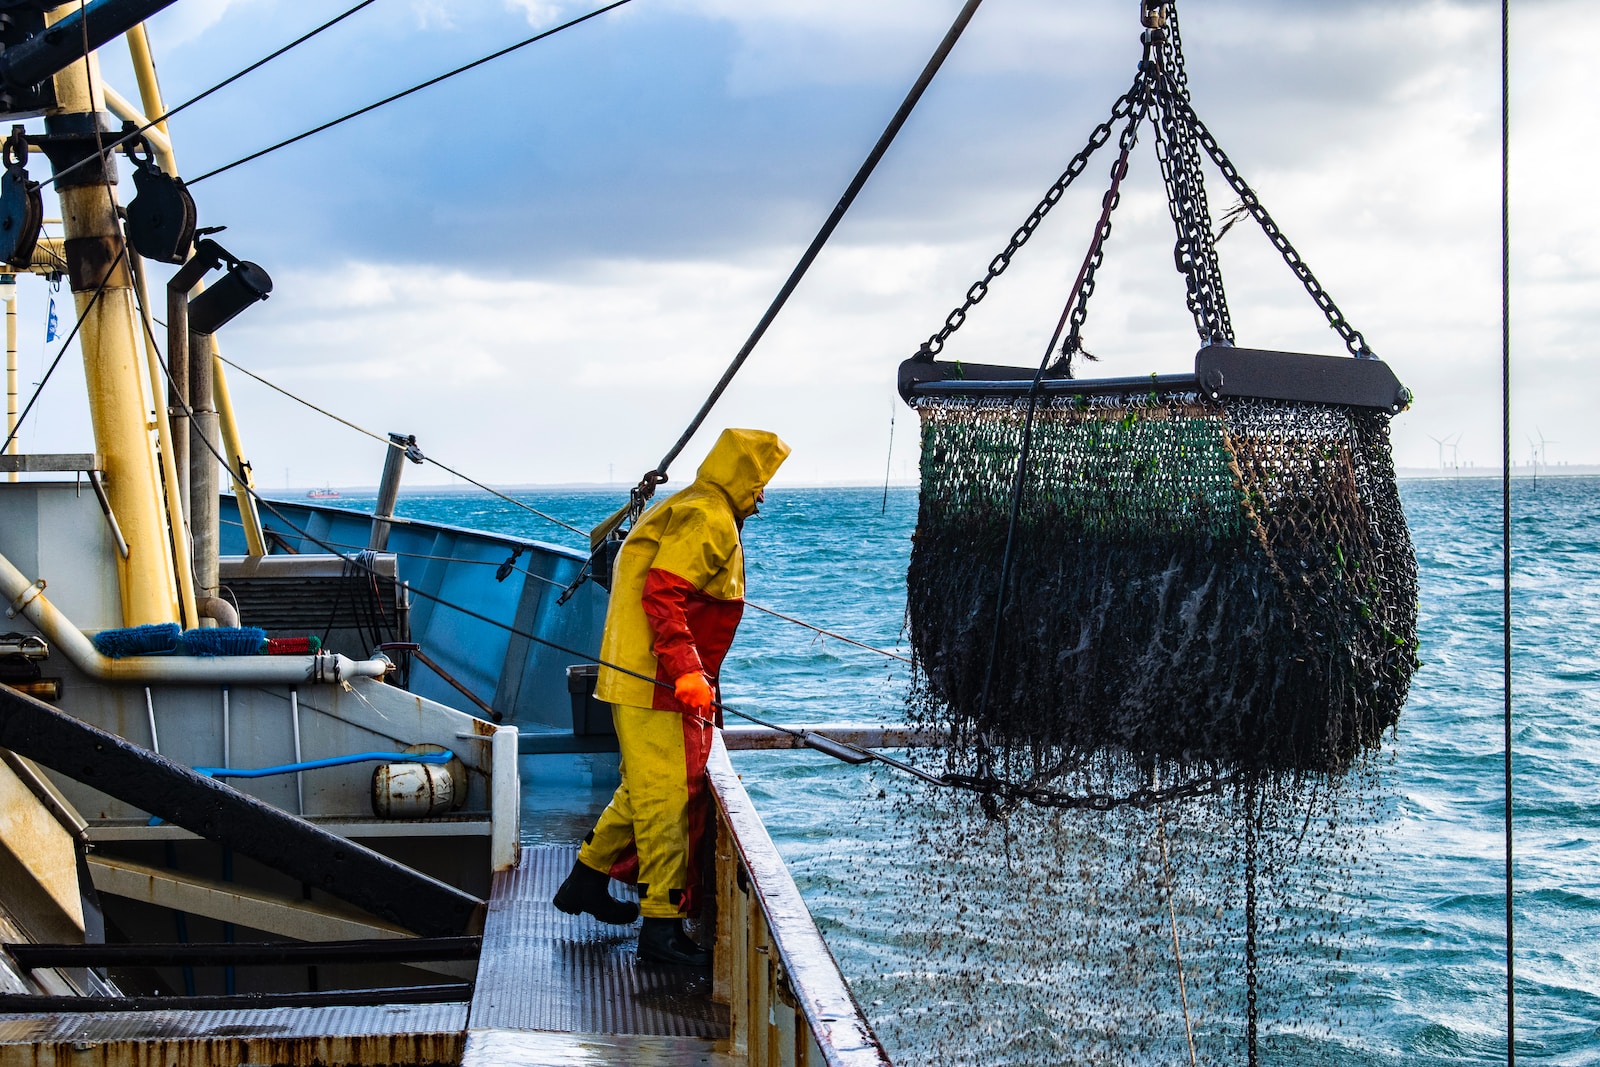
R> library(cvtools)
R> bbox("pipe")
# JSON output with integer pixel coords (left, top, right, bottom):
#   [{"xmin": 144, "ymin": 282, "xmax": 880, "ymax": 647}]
[
  {"xmin": 195, "ymin": 595, "xmax": 237, "ymax": 628},
  {"xmin": 188, "ymin": 318, "xmax": 218, "ymax": 611},
  {"xmin": 369, "ymin": 433, "xmax": 419, "ymax": 552},
  {"xmin": 99, "ymin": 84, "xmax": 171, "ymax": 158},
  {"xmin": 210, "ymin": 338, "xmax": 267, "ymax": 557},
  {"xmin": 166, "ymin": 269, "xmax": 190, "ymax": 516},
  {"xmin": 0, "ymin": 544, "xmax": 387, "ymax": 684},
  {"xmin": 126, "ymin": 253, "xmax": 197, "ymax": 626}
]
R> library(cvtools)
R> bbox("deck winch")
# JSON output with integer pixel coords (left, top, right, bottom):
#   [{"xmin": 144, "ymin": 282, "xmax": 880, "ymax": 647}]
[{"xmin": 898, "ymin": 1, "xmax": 1419, "ymax": 795}]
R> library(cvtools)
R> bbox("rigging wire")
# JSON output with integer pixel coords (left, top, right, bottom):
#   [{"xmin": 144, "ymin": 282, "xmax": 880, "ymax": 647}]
[
  {"xmin": 214, "ymin": 352, "xmax": 585, "ymax": 536},
  {"xmin": 188, "ymin": 0, "xmax": 634, "ymax": 186},
  {"xmin": 163, "ymin": 299, "xmax": 1187, "ymax": 806},
  {"xmin": 880, "ymin": 403, "xmax": 895, "ymax": 515},
  {"xmin": 44, "ymin": 0, "xmax": 380, "ymax": 191},
  {"xmin": 634, "ymin": 0, "xmax": 987, "ymax": 495},
  {"xmin": 219, "ymin": 516, "xmax": 913, "ymax": 665},
  {"xmin": 1500, "ymin": 0, "xmax": 1515, "ymax": 1061},
  {"xmin": 209, "ymin": 355, "xmax": 910, "ymax": 661},
  {"xmin": 0, "ymin": 264, "xmax": 117, "ymax": 454}
]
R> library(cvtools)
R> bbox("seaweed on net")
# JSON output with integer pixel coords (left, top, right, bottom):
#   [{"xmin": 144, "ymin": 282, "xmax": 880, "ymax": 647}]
[{"xmin": 906, "ymin": 389, "xmax": 1419, "ymax": 786}]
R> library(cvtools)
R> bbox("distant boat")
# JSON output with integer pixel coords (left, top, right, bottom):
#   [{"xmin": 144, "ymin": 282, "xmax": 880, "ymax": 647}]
[{"xmin": 306, "ymin": 487, "xmax": 340, "ymax": 499}]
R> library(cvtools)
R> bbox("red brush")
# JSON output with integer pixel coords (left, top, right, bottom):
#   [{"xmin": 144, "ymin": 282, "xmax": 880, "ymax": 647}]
[{"xmin": 266, "ymin": 636, "xmax": 321, "ymax": 656}]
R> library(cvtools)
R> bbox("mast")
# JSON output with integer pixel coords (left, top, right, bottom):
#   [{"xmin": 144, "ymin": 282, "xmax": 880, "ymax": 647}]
[{"xmin": 42, "ymin": 3, "xmax": 179, "ymax": 625}]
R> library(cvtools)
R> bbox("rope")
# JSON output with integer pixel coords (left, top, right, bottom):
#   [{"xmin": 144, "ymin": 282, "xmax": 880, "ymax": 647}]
[
  {"xmin": 1156, "ymin": 801, "xmax": 1198, "ymax": 1067},
  {"xmin": 45, "ymin": 0, "xmax": 380, "ymax": 190},
  {"xmin": 636, "ymin": 0, "xmax": 987, "ymax": 495},
  {"xmin": 1500, "ymin": 0, "xmax": 1516, "ymax": 1060},
  {"xmin": 214, "ymin": 353, "xmax": 585, "ymax": 536},
  {"xmin": 189, "ymin": 0, "xmax": 633, "ymax": 186},
  {"xmin": 740, "ymin": 601, "xmax": 911, "ymax": 664}
]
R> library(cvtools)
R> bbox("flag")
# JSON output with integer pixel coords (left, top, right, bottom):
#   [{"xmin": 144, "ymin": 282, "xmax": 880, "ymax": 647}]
[{"xmin": 44, "ymin": 296, "xmax": 57, "ymax": 342}]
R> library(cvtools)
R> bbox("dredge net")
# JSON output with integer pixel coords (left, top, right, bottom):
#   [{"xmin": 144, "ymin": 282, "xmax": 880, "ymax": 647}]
[
  {"xmin": 881, "ymin": 387, "xmax": 1416, "ymax": 1060},
  {"xmin": 907, "ymin": 389, "xmax": 1418, "ymax": 793}
]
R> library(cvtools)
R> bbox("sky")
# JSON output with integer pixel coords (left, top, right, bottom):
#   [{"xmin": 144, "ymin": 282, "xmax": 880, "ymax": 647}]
[{"xmin": 9, "ymin": 0, "xmax": 1595, "ymax": 487}]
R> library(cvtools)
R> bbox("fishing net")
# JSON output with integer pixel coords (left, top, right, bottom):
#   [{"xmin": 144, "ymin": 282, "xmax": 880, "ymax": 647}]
[{"xmin": 906, "ymin": 387, "xmax": 1418, "ymax": 787}]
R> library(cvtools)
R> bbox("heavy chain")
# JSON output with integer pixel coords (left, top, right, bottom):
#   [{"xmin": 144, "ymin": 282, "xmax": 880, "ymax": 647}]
[
  {"xmin": 942, "ymin": 768, "xmax": 1236, "ymax": 812},
  {"xmin": 1153, "ymin": 6, "xmax": 1233, "ymax": 346},
  {"xmin": 1172, "ymin": 92, "xmax": 1375, "ymax": 358},
  {"xmin": 919, "ymin": 72, "xmax": 1148, "ymax": 357},
  {"xmin": 1055, "ymin": 91, "xmax": 1150, "ymax": 372}
]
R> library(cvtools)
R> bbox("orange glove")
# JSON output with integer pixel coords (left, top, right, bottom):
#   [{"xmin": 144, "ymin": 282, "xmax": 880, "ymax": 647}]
[{"xmin": 673, "ymin": 671, "xmax": 714, "ymax": 716}]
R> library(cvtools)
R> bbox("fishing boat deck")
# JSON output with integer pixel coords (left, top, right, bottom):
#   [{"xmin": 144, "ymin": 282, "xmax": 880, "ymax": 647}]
[
  {"xmin": 462, "ymin": 844, "xmax": 732, "ymax": 1065},
  {"xmin": 0, "ymin": 1002, "xmax": 470, "ymax": 1064}
]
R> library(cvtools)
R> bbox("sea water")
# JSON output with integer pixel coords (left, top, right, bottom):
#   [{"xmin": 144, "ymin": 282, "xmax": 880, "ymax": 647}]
[{"xmin": 355, "ymin": 477, "xmax": 1597, "ymax": 1064}]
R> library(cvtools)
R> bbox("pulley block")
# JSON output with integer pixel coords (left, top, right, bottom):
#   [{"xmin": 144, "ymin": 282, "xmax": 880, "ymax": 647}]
[
  {"xmin": 0, "ymin": 125, "xmax": 41, "ymax": 268},
  {"xmin": 124, "ymin": 132, "xmax": 196, "ymax": 264}
]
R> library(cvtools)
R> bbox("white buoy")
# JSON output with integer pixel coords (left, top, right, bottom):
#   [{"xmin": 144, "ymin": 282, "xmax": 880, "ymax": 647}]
[{"xmin": 371, "ymin": 761, "xmax": 454, "ymax": 819}]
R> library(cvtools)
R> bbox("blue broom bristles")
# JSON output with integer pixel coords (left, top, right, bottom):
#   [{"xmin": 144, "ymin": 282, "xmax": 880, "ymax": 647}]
[
  {"xmin": 91, "ymin": 622, "xmax": 181, "ymax": 658},
  {"xmin": 179, "ymin": 626, "xmax": 267, "ymax": 657}
]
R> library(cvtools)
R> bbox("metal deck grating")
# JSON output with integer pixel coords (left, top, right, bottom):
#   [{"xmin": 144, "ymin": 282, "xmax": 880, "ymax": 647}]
[
  {"xmin": 467, "ymin": 845, "xmax": 728, "ymax": 1040},
  {"xmin": 0, "ymin": 1003, "xmax": 468, "ymax": 1065}
]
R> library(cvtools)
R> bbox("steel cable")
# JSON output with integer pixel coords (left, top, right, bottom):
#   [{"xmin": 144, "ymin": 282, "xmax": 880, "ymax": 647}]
[
  {"xmin": 188, "ymin": 0, "xmax": 633, "ymax": 186},
  {"xmin": 44, "ymin": 0, "xmax": 380, "ymax": 191},
  {"xmin": 637, "ymin": 0, "xmax": 987, "ymax": 495},
  {"xmin": 1500, "ymin": 0, "xmax": 1516, "ymax": 1060}
]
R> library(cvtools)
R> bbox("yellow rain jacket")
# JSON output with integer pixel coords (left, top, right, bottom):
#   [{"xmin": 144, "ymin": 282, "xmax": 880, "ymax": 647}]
[{"xmin": 581, "ymin": 428, "xmax": 790, "ymax": 919}]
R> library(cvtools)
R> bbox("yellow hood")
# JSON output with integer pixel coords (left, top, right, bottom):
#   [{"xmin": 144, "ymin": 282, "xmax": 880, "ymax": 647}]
[{"xmin": 693, "ymin": 428, "xmax": 791, "ymax": 519}]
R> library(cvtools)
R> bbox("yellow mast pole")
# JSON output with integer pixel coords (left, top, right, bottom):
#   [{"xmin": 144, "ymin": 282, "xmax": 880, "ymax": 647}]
[
  {"xmin": 129, "ymin": 252, "xmax": 198, "ymax": 627},
  {"xmin": 45, "ymin": 5, "xmax": 179, "ymax": 625},
  {"xmin": 126, "ymin": 22, "xmax": 267, "ymax": 558},
  {"xmin": 5, "ymin": 277, "xmax": 15, "ymax": 482}
]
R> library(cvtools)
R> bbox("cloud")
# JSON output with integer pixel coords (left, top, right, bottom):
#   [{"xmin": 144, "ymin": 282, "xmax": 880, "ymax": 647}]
[{"xmin": 50, "ymin": 0, "xmax": 1600, "ymax": 482}]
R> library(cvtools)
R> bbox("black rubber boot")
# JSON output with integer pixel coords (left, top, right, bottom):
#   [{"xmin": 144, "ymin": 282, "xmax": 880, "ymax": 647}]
[
  {"xmin": 552, "ymin": 859, "xmax": 639, "ymax": 925},
  {"xmin": 637, "ymin": 917, "xmax": 711, "ymax": 968}
]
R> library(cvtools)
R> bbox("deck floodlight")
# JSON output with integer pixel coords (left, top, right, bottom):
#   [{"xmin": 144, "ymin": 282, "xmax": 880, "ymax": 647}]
[{"xmin": 187, "ymin": 257, "xmax": 272, "ymax": 334}]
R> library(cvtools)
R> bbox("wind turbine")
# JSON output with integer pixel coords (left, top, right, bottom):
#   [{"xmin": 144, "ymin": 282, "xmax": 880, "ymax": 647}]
[
  {"xmin": 1428, "ymin": 433, "xmax": 1463, "ymax": 473},
  {"xmin": 1428, "ymin": 433, "xmax": 1449, "ymax": 472}
]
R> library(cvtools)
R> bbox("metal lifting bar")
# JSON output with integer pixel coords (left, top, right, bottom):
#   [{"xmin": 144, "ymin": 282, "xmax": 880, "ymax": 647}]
[{"xmin": 0, "ymin": 0, "xmax": 183, "ymax": 96}]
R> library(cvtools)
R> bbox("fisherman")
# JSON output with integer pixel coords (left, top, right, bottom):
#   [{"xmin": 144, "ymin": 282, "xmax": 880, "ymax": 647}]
[{"xmin": 553, "ymin": 428, "xmax": 791, "ymax": 966}]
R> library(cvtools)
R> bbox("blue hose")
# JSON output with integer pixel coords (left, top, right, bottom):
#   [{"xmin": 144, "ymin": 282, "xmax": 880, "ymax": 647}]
[
  {"xmin": 192, "ymin": 750, "xmax": 455, "ymax": 779},
  {"xmin": 147, "ymin": 751, "xmax": 455, "ymax": 825}
]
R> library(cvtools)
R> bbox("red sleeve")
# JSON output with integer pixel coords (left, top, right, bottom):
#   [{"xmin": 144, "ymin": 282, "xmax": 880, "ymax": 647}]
[{"xmin": 641, "ymin": 568, "xmax": 703, "ymax": 680}]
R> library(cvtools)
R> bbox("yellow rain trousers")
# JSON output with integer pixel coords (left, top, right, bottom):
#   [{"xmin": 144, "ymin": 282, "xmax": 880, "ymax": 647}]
[{"xmin": 579, "ymin": 428, "xmax": 791, "ymax": 919}]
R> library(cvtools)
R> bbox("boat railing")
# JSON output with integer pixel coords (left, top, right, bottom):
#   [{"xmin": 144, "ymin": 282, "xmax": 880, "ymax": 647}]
[{"xmin": 708, "ymin": 733, "xmax": 892, "ymax": 1067}]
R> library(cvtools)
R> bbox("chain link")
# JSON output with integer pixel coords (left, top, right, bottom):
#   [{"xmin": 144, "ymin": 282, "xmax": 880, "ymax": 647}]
[
  {"xmin": 1055, "ymin": 95, "xmax": 1150, "ymax": 372},
  {"xmin": 1173, "ymin": 93, "xmax": 1375, "ymax": 358},
  {"xmin": 920, "ymin": 74, "xmax": 1147, "ymax": 358},
  {"xmin": 1153, "ymin": 6, "xmax": 1233, "ymax": 346}
]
